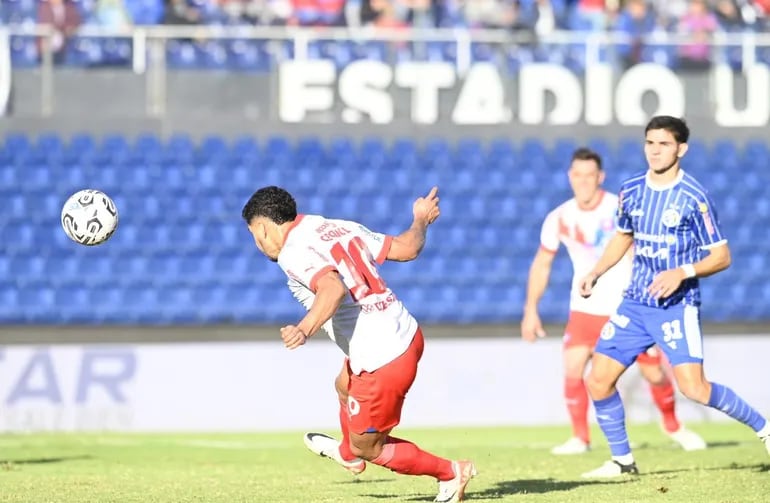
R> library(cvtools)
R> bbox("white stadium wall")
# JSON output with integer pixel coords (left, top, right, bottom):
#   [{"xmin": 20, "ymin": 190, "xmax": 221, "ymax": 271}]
[{"xmin": 0, "ymin": 336, "xmax": 768, "ymax": 432}]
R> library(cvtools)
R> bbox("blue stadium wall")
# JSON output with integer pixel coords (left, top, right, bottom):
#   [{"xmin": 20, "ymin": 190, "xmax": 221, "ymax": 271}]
[{"xmin": 2, "ymin": 67, "xmax": 769, "ymax": 325}]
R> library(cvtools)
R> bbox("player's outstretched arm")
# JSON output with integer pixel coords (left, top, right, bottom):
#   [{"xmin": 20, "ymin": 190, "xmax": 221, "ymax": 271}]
[
  {"xmin": 387, "ymin": 187, "xmax": 440, "ymax": 262},
  {"xmin": 579, "ymin": 231, "xmax": 634, "ymax": 297},
  {"xmin": 281, "ymin": 271, "xmax": 348, "ymax": 349},
  {"xmin": 521, "ymin": 248, "xmax": 556, "ymax": 342}
]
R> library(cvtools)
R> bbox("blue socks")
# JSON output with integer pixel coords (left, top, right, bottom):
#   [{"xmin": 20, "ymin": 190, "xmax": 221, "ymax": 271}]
[
  {"xmin": 708, "ymin": 382, "xmax": 767, "ymax": 432},
  {"xmin": 594, "ymin": 391, "xmax": 631, "ymax": 457},
  {"xmin": 595, "ymin": 384, "xmax": 766, "ymax": 461}
]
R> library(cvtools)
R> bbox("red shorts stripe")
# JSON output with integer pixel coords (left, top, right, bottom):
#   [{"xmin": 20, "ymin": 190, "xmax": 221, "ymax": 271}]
[{"xmin": 563, "ymin": 311, "xmax": 609, "ymax": 348}]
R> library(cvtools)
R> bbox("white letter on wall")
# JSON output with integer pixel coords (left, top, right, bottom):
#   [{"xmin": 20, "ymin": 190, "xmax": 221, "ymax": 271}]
[
  {"xmin": 452, "ymin": 63, "xmax": 509, "ymax": 124},
  {"xmin": 584, "ymin": 63, "xmax": 614, "ymax": 126},
  {"xmin": 338, "ymin": 60, "xmax": 394, "ymax": 124},
  {"xmin": 518, "ymin": 64, "xmax": 582, "ymax": 125},
  {"xmin": 614, "ymin": 64, "xmax": 685, "ymax": 125},
  {"xmin": 395, "ymin": 62, "xmax": 455, "ymax": 124},
  {"xmin": 713, "ymin": 63, "xmax": 770, "ymax": 127},
  {"xmin": 278, "ymin": 60, "xmax": 336, "ymax": 123}
]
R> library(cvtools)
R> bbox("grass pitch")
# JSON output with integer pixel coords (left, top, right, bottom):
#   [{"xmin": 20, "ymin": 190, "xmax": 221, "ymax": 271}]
[{"xmin": 0, "ymin": 423, "xmax": 767, "ymax": 502}]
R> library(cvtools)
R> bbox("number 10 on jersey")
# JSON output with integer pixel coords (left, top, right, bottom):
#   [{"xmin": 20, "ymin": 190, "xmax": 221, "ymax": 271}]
[{"xmin": 331, "ymin": 237, "xmax": 387, "ymax": 301}]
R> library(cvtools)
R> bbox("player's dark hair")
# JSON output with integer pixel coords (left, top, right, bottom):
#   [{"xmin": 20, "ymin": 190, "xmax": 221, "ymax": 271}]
[
  {"xmin": 241, "ymin": 186, "xmax": 297, "ymax": 225},
  {"xmin": 645, "ymin": 116, "xmax": 690, "ymax": 144},
  {"xmin": 571, "ymin": 147, "xmax": 603, "ymax": 170}
]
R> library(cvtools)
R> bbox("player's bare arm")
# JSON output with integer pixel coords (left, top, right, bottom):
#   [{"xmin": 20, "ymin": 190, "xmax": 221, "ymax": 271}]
[
  {"xmin": 521, "ymin": 248, "xmax": 556, "ymax": 342},
  {"xmin": 281, "ymin": 271, "xmax": 348, "ymax": 350},
  {"xmin": 648, "ymin": 242, "xmax": 731, "ymax": 300},
  {"xmin": 579, "ymin": 231, "xmax": 634, "ymax": 297},
  {"xmin": 387, "ymin": 186, "xmax": 441, "ymax": 262}
]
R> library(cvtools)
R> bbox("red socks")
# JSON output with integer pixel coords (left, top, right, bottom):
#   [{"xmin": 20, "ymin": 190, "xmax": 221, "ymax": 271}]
[
  {"xmin": 338, "ymin": 398, "xmax": 453, "ymax": 480},
  {"xmin": 338, "ymin": 399, "xmax": 357, "ymax": 462},
  {"xmin": 565, "ymin": 378, "xmax": 590, "ymax": 443},
  {"xmin": 371, "ymin": 436, "xmax": 455, "ymax": 481},
  {"xmin": 649, "ymin": 380, "xmax": 681, "ymax": 433}
]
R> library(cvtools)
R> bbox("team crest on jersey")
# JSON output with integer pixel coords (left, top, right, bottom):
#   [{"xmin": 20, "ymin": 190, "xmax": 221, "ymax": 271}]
[
  {"xmin": 600, "ymin": 322, "xmax": 615, "ymax": 340},
  {"xmin": 661, "ymin": 208, "xmax": 681, "ymax": 227}
]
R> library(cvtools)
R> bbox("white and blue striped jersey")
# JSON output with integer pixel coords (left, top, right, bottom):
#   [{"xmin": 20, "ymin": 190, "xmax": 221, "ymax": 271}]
[{"xmin": 617, "ymin": 170, "xmax": 726, "ymax": 308}]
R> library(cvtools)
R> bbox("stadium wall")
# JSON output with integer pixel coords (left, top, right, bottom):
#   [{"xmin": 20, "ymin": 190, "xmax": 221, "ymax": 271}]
[
  {"xmin": 2, "ymin": 64, "xmax": 768, "ymax": 142},
  {"xmin": 0, "ymin": 335, "xmax": 767, "ymax": 432}
]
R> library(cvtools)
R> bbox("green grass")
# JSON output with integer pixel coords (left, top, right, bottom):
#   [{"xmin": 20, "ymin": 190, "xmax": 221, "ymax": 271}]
[{"xmin": 0, "ymin": 424, "xmax": 767, "ymax": 502}]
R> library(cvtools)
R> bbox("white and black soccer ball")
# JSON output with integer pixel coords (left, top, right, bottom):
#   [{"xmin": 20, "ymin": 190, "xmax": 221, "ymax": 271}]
[{"xmin": 61, "ymin": 189, "xmax": 119, "ymax": 246}]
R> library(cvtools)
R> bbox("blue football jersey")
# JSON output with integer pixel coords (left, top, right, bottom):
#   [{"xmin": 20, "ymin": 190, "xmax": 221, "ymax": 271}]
[{"xmin": 616, "ymin": 170, "xmax": 726, "ymax": 307}]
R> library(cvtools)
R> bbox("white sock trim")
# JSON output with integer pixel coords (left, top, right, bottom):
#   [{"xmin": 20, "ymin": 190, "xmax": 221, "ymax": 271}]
[
  {"xmin": 757, "ymin": 420, "xmax": 770, "ymax": 438},
  {"xmin": 612, "ymin": 453, "xmax": 635, "ymax": 465}
]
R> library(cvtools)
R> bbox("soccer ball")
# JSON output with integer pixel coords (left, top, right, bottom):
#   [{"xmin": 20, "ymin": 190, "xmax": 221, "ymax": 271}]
[{"xmin": 60, "ymin": 189, "xmax": 119, "ymax": 246}]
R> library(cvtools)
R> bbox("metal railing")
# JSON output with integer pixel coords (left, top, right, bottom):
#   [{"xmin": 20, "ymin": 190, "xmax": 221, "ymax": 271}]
[{"xmin": 3, "ymin": 25, "xmax": 770, "ymax": 118}]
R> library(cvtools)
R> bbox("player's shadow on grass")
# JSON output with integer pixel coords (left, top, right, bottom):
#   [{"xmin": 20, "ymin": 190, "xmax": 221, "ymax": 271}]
[
  {"xmin": 363, "ymin": 478, "xmax": 631, "ymax": 501},
  {"xmin": 631, "ymin": 441, "xmax": 739, "ymax": 451},
  {"xmin": 462, "ymin": 478, "xmax": 633, "ymax": 500},
  {"xmin": 704, "ymin": 441, "xmax": 740, "ymax": 449},
  {"xmin": 335, "ymin": 478, "xmax": 395, "ymax": 485},
  {"xmin": 707, "ymin": 462, "xmax": 770, "ymax": 473},
  {"xmin": 0, "ymin": 455, "xmax": 92, "ymax": 467},
  {"xmin": 646, "ymin": 461, "xmax": 770, "ymax": 476}
]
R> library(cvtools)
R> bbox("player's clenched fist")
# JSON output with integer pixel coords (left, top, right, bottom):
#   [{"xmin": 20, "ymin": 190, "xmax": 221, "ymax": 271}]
[
  {"xmin": 413, "ymin": 186, "xmax": 440, "ymax": 224},
  {"xmin": 520, "ymin": 310, "xmax": 546, "ymax": 343},
  {"xmin": 578, "ymin": 273, "xmax": 598, "ymax": 298},
  {"xmin": 280, "ymin": 325, "xmax": 308, "ymax": 350}
]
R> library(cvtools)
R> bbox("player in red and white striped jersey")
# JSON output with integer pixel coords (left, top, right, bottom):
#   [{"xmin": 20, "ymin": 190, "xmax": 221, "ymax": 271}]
[{"xmin": 242, "ymin": 186, "xmax": 475, "ymax": 503}]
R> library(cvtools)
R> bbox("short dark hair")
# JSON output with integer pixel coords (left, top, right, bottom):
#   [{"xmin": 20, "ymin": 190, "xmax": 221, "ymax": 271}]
[
  {"xmin": 241, "ymin": 186, "xmax": 297, "ymax": 225},
  {"xmin": 645, "ymin": 115, "xmax": 690, "ymax": 143},
  {"xmin": 571, "ymin": 147, "xmax": 602, "ymax": 170}
]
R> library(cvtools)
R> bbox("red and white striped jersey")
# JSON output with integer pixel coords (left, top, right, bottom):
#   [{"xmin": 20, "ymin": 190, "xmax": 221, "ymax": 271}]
[
  {"xmin": 540, "ymin": 191, "xmax": 632, "ymax": 315},
  {"xmin": 277, "ymin": 214, "xmax": 418, "ymax": 374}
]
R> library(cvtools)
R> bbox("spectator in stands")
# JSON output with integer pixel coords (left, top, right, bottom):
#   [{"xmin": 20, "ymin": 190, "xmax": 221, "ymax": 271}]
[
  {"xmin": 289, "ymin": 0, "xmax": 345, "ymax": 26},
  {"xmin": 573, "ymin": 0, "xmax": 608, "ymax": 30},
  {"xmin": 649, "ymin": 0, "xmax": 689, "ymax": 28},
  {"xmin": 219, "ymin": 0, "xmax": 254, "ymax": 25},
  {"xmin": 163, "ymin": 0, "xmax": 203, "ymax": 24},
  {"xmin": 37, "ymin": 0, "xmax": 82, "ymax": 64},
  {"xmin": 366, "ymin": 0, "xmax": 410, "ymax": 28},
  {"xmin": 238, "ymin": 0, "xmax": 293, "ymax": 25},
  {"xmin": 402, "ymin": 0, "xmax": 438, "ymax": 29},
  {"xmin": 124, "ymin": 0, "xmax": 164, "ymax": 25},
  {"xmin": 462, "ymin": 0, "xmax": 528, "ymax": 29},
  {"xmin": 504, "ymin": 0, "xmax": 538, "ymax": 33},
  {"xmin": 714, "ymin": 0, "xmax": 746, "ymax": 31},
  {"xmin": 613, "ymin": 0, "xmax": 656, "ymax": 68},
  {"xmin": 752, "ymin": 0, "xmax": 770, "ymax": 29},
  {"xmin": 677, "ymin": 0, "xmax": 718, "ymax": 70},
  {"xmin": 95, "ymin": 0, "xmax": 133, "ymax": 28},
  {"xmin": 463, "ymin": 0, "xmax": 504, "ymax": 28},
  {"xmin": 526, "ymin": 0, "xmax": 559, "ymax": 36}
]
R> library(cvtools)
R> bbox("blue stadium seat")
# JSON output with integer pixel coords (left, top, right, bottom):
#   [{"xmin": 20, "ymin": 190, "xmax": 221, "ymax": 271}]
[
  {"xmin": 10, "ymin": 36, "xmax": 38, "ymax": 68},
  {"xmin": 1, "ymin": 133, "xmax": 766, "ymax": 324}
]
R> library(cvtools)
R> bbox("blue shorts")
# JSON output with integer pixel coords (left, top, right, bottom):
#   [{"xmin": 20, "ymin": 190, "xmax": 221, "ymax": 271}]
[{"xmin": 595, "ymin": 298, "xmax": 704, "ymax": 368}]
